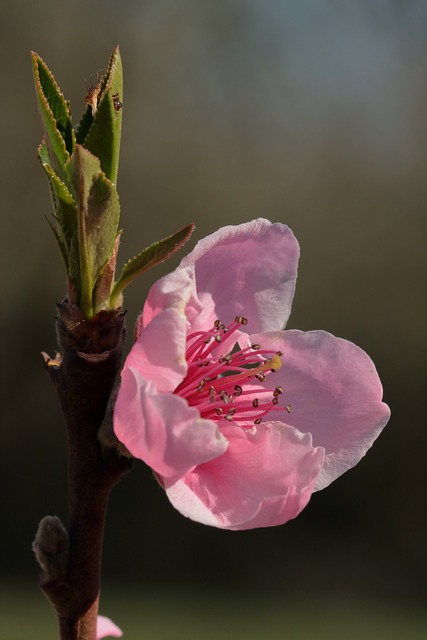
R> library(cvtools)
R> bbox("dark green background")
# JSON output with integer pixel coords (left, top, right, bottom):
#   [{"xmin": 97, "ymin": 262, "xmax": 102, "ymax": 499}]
[{"xmin": 1, "ymin": 1, "xmax": 426, "ymax": 637}]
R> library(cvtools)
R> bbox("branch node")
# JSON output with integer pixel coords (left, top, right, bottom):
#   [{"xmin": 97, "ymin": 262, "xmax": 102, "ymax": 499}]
[{"xmin": 33, "ymin": 515, "xmax": 69, "ymax": 580}]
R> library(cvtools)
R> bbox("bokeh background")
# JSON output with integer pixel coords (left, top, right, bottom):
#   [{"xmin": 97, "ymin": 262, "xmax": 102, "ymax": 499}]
[{"xmin": 1, "ymin": 1, "xmax": 426, "ymax": 638}]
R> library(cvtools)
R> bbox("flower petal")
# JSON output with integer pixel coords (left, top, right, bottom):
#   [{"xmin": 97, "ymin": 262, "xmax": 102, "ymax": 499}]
[
  {"xmin": 114, "ymin": 367, "xmax": 228, "ymax": 482},
  {"xmin": 139, "ymin": 264, "xmax": 196, "ymax": 330},
  {"xmin": 250, "ymin": 330, "xmax": 391, "ymax": 490},
  {"xmin": 127, "ymin": 267, "xmax": 194, "ymax": 392},
  {"xmin": 179, "ymin": 218, "xmax": 300, "ymax": 333},
  {"xmin": 97, "ymin": 615, "xmax": 122, "ymax": 638},
  {"xmin": 166, "ymin": 422, "xmax": 324, "ymax": 530}
]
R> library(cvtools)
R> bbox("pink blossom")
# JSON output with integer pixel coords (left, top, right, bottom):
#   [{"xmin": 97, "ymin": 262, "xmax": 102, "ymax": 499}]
[
  {"xmin": 97, "ymin": 615, "xmax": 123, "ymax": 638},
  {"xmin": 114, "ymin": 219, "xmax": 390, "ymax": 530}
]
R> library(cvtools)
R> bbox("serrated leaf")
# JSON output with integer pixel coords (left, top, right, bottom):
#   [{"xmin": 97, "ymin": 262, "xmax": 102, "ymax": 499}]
[
  {"xmin": 93, "ymin": 233, "xmax": 121, "ymax": 313},
  {"xmin": 110, "ymin": 223, "xmax": 195, "ymax": 307},
  {"xmin": 87, "ymin": 172, "xmax": 120, "ymax": 280},
  {"xmin": 37, "ymin": 140, "xmax": 50, "ymax": 166},
  {"xmin": 31, "ymin": 52, "xmax": 74, "ymax": 178},
  {"xmin": 75, "ymin": 104, "xmax": 94, "ymax": 145},
  {"xmin": 67, "ymin": 233, "xmax": 81, "ymax": 292},
  {"xmin": 83, "ymin": 46, "xmax": 123, "ymax": 184},
  {"xmin": 46, "ymin": 216, "xmax": 69, "ymax": 270},
  {"xmin": 66, "ymin": 144, "xmax": 120, "ymax": 316},
  {"xmin": 41, "ymin": 163, "xmax": 77, "ymax": 252}
]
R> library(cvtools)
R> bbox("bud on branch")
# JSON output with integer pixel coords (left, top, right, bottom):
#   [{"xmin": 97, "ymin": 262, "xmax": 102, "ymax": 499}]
[{"xmin": 32, "ymin": 46, "xmax": 194, "ymax": 318}]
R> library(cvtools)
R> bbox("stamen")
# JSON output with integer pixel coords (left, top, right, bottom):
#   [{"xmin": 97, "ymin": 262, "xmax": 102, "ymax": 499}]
[
  {"xmin": 174, "ymin": 318, "xmax": 290, "ymax": 428},
  {"xmin": 197, "ymin": 379, "xmax": 207, "ymax": 391},
  {"xmin": 219, "ymin": 390, "xmax": 231, "ymax": 404}
]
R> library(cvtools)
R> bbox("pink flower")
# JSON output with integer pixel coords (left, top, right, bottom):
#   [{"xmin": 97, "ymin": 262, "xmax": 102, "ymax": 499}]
[
  {"xmin": 114, "ymin": 219, "xmax": 390, "ymax": 530},
  {"xmin": 97, "ymin": 615, "xmax": 123, "ymax": 638}
]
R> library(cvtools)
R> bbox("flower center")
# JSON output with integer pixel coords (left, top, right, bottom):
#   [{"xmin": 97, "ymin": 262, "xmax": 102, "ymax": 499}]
[{"xmin": 174, "ymin": 317, "xmax": 291, "ymax": 426}]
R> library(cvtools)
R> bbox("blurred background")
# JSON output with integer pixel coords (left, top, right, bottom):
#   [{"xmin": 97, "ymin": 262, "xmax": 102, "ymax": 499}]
[{"xmin": 1, "ymin": 1, "xmax": 426, "ymax": 638}]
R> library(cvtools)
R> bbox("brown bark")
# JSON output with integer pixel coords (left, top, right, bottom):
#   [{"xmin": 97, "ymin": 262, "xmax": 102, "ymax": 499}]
[{"xmin": 37, "ymin": 300, "xmax": 132, "ymax": 640}]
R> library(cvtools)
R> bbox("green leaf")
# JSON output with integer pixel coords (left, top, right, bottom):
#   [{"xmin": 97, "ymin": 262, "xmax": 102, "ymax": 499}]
[
  {"xmin": 93, "ymin": 233, "xmax": 121, "ymax": 313},
  {"xmin": 41, "ymin": 163, "xmax": 77, "ymax": 251},
  {"xmin": 66, "ymin": 145, "xmax": 120, "ymax": 316},
  {"xmin": 86, "ymin": 172, "xmax": 120, "ymax": 281},
  {"xmin": 75, "ymin": 104, "xmax": 94, "ymax": 146},
  {"xmin": 82, "ymin": 46, "xmax": 123, "ymax": 184},
  {"xmin": 31, "ymin": 52, "xmax": 74, "ymax": 178},
  {"xmin": 37, "ymin": 140, "xmax": 50, "ymax": 166},
  {"xmin": 46, "ymin": 216, "xmax": 69, "ymax": 271},
  {"xmin": 110, "ymin": 223, "xmax": 195, "ymax": 308}
]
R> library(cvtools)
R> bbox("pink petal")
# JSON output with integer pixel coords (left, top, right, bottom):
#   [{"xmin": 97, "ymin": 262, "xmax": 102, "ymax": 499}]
[
  {"xmin": 129, "ymin": 267, "xmax": 194, "ymax": 392},
  {"xmin": 114, "ymin": 367, "xmax": 228, "ymax": 483},
  {"xmin": 138, "ymin": 264, "xmax": 197, "ymax": 331},
  {"xmin": 97, "ymin": 615, "xmax": 122, "ymax": 638},
  {"xmin": 250, "ymin": 330, "xmax": 391, "ymax": 490},
  {"xmin": 166, "ymin": 422, "xmax": 324, "ymax": 530},
  {"xmin": 179, "ymin": 218, "xmax": 300, "ymax": 334}
]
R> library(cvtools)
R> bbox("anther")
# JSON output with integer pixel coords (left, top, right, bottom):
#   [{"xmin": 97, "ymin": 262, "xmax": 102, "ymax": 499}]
[
  {"xmin": 235, "ymin": 316, "xmax": 248, "ymax": 325},
  {"xmin": 254, "ymin": 418, "xmax": 262, "ymax": 425},
  {"xmin": 272, "ymin": 397, "xmax": 279, "ymax": 405},
  {"xmin": 251, "ymin": 344, "xmax": 261, "ymax": 350},
  {"xmin": 273, "ymin": 386, "xmax": 283, "ymax": 396},
  {"xmin": 219, "ymin": 390, "xmax": 230, "ymax": 404},
  {"xmin": 270, "ymin": 354, "xmax": 282, "ymax": 371},
  {"xmin": 285, "ymin": 404, "xmax": 292, "ymax": 413},
  {"xmin": 234, "ymin": 385, "xmax": 243, "ymax": 396},
  {"xmin": 215, "ymin": 334, "xmax": 222, "ymax": 343},
  {"xmin": 255, "ymin": 373, "xmax": 266, "ymax": 382},
  {"xmin": 252, "ymin": 398, "xmax": 259, "ymax": 408}
]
